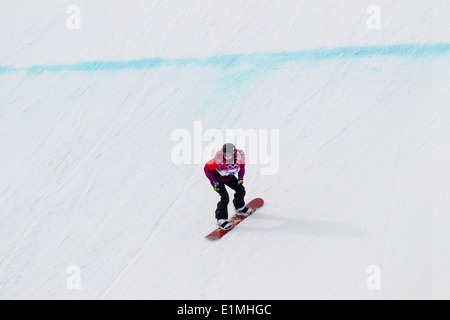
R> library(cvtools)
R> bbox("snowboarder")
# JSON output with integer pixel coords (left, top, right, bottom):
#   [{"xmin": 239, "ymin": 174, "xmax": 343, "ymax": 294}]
[{"xmin": 204, "ymin": 143, "xmax": 251, "ymax": 230}]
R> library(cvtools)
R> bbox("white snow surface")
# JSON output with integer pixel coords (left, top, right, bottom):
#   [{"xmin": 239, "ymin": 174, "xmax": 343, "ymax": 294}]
[{"xmin": 0, "ymin": 0, "xmax": 449, "ymax": 299}]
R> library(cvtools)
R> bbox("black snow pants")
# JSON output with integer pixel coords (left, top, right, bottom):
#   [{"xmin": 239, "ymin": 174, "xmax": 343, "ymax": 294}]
[{"xmin": 215, "ymin": 176, "xmax": 246, "ymax": 220}]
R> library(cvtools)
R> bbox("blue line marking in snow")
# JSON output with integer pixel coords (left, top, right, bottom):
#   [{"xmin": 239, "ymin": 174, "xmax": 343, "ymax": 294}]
[{"xmin": 0, "ymin": 43, "xmax": 449, "ymax": 75}]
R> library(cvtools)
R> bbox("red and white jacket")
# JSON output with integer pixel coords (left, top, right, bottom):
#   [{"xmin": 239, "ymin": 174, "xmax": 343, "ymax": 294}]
[{"xmin": 204, "ymin": 149, "xmax": 245, "ymax": 183}]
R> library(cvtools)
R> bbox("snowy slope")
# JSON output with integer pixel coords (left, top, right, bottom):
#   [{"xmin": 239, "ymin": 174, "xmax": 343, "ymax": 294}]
[{"xmin": 0, "ymin": 0, "xmax": 449, "ymax": 299}]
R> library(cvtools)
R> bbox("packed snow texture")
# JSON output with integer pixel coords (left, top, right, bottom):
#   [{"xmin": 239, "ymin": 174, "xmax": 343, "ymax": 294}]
[{"xmin": 0, "ymin": 0, "xmax": 449, "ymax": 299}]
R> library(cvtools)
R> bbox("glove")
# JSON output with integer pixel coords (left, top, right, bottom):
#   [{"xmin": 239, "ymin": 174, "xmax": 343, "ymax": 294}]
[
  {"xmin": 211, "ymin": 181, "xmax": 220, "ymax": 192},
  {"xmin": 237, "ymin": 179, "xmax": 243, "ymax": 185}
]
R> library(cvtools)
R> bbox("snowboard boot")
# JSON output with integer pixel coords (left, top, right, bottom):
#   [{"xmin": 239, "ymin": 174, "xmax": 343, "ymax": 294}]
[
  {"xmin": 217, "ymin": 219, "xmax": 232, "ymax": 230},
  {"xmin": 235, "ymin": 205, "xmax": 252, "ymax": 217}
]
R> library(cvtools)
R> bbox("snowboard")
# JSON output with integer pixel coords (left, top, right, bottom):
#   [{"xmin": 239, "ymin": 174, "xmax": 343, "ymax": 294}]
[{"xmin": 205, "ymin": 198, "xmax": 264, "ymax": 239}]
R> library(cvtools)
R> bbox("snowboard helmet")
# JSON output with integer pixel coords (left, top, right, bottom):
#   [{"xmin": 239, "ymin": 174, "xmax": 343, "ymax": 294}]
[{"xmin": 222, "ymin": 143, "xmax": 236, "ymax": 159}]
